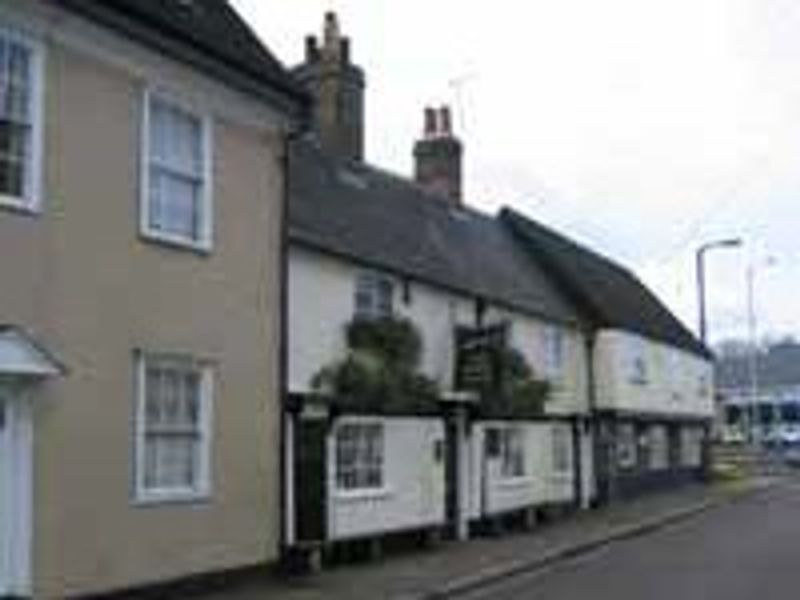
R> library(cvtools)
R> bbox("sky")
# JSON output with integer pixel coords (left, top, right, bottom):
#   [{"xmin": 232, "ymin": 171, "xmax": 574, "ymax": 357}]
[{"xmin": 232, "ymin": 0, "xmax": 800, "ymax": 346}]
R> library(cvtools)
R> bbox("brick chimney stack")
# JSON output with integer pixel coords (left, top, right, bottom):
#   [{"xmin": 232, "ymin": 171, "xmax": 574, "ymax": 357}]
[
  {"xmin": 414, "ymin": 106, "xmax": 463, "ymax": 206},
  {"xmin": 293, "ymin": 12, "xmax": 365, "ymax": 162}
]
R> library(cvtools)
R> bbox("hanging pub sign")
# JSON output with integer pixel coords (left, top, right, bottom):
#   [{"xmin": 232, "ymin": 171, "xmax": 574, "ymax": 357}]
[{"xmin": 454, "ymin": 322, "xmax": 508, "ymax": 393}]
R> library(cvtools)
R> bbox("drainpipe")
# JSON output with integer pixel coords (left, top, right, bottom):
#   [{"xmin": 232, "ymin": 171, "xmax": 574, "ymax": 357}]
[
  {"xmin": 278, "ymin": 114, "xmax": 311, "ymax": 565},
  {"xmin": 584, "ymin": 329, "xmax": 600, "ymax": 508}
]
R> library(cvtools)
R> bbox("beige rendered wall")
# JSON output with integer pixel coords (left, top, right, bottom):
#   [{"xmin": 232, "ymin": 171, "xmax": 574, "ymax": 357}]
[{"xmin": 0, "ymin": 9, "xmax": 286, "ymax": 597}]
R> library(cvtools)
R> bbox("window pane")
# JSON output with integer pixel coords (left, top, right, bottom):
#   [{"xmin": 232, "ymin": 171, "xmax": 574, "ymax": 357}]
[
  {"xmin": 149, "ymin": 169, "xmax": 201, "ymax": 239},
  {"xmin": 336, "ymin": 423, "xmax": 384, "ymax": 490},
  {"xmin": 140, "ymin": 358, "xmax": 208, "ymax": 495},
  {"xmin": 0, "ymin": 36, "xmax": 33, "ymax": 203},
  {"xmin": 354, "ymin": 272, "xmax": 393, "ymax": 320},
  {"xmin": 183, "ymin": 371, "xmax": 201, "ymax": 427},
  {"xmin": 0, "ymin": 42, "xmax": 30, "ymax": 123},
  {"xmin": 0, "ymin": 116, "xmax": 29, "ymax": 199},
  {"xmin": 147, "ymin": 97, "xmax": 206, "ymax": 242}
]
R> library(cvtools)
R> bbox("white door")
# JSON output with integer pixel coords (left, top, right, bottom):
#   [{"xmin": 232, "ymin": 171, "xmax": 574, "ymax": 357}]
[{"xmin": 0, "ymin": 385, "xmax": 32, "ymax": 597}]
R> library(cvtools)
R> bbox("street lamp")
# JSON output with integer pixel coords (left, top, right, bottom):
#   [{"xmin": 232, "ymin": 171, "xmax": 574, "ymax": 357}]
[
  {"xmin": 746, "ymin": 256, "xmax": 777, "ymax": 446},
  {"xmin": 696, "ymin": 238, "xmax": 743, "ymax": 344}
]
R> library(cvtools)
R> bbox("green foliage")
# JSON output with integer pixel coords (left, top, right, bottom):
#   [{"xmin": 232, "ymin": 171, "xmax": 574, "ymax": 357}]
[
  {"xmin": 312, "ymin": 317, "xmax": 439, "ymax": 410},
  {"xmin": 490, "ymin": 346, "xmax": 551, "ymax": 416},
  {"xmin": 346, "ymin": 317, "xmax": 422, "ymax": 370}
]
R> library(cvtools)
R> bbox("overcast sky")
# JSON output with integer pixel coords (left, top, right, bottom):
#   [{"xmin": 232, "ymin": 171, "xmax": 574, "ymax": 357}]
[{"xmin": 232, "ymin": 0, "xmax": 800, "ymax": 345}]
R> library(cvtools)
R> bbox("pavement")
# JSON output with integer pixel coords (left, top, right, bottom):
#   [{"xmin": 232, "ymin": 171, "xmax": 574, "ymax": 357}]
[
  {"xmin": 206, "ymin": 476, "xmax": 780, "ymax": 600},
  {"xmin": 457, "ymin": 477, "xmax": 800, "ymax": 599}
]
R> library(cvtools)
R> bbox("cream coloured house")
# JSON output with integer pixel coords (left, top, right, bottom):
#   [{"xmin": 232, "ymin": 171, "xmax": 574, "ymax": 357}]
[{"xmin": 0, "ymin": 1, "xmax": 305, "ymax": 597}]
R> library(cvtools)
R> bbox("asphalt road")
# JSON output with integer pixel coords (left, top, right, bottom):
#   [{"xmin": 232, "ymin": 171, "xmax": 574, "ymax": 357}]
[{"xmin": 458, "ymin": 483, "xmax": 800, "ymax": 600}]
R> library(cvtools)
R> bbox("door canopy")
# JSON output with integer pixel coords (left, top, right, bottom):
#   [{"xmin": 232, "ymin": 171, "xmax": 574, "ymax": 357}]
[{"xmin": 0, "ymin": 325, "xmax": 64, "ymax": 378}]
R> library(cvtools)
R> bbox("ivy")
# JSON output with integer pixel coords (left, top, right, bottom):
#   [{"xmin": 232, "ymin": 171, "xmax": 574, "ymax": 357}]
[
  {"xmin": 485, "ymin": 346, "xmax": 551, "ymax": 417},
  {"xmin": 312, "ymin": 317, "xmax": 439, "ymax": 412}
]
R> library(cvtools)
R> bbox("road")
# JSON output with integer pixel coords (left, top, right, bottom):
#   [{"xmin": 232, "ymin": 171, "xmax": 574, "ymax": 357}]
[{"xmin": 458, "ymin": 483, "xmax": 800, "ymax": 600}]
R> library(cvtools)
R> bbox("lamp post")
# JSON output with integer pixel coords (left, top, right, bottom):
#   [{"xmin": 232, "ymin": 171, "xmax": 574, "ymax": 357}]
[
  {"xmin": 746, "ymin": 257, "xmax": 776, "ymax": 445},
  {"xmin": 696, "ymin": 238, "xmax": 743, "ymax": 344}
]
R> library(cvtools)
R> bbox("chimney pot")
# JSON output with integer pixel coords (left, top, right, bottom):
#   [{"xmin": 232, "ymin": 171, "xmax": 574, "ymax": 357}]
[
  {"xmin": 424, "ymin": 107, "xmax": 437, "ymax": 138},
  {"xmin": 324, "ymin": 11, "xmax": 340, "ymax": 47},
  {"xmin": 414, "ymin": 104, "xmax": 463, "ymax": 205},
  {"xmin": 439, "ymin": 106, "xmax": 452, "ymax": 136},
  {"xmin": 340, "ymin": 37, "xmax": 351, "ymax": 65},
  {"xmin": 305, "ymin": 35, "xmax": 319, "ymax": 62},
  {"xmin": 294, "ymin": 12, "xmax": 366, "ymax": 162}
]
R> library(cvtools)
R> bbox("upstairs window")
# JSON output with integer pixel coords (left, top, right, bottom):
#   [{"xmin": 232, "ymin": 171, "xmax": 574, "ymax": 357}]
[
  {"xmin": 335, "ymin": 422, "xmax": 384, "ymax": 491},
  {"xmin": 0, "ymin": 30, "xmax": 41, "ymax": 211},
  {"xmin": 543, "ymin": 325, "xmax": 566, "ymax": 378},
  {"xmin": 142, "ymin": 92, "xmax": 212, "ymax": 249},
  {"xmin": 626, "ymin": 336, "xmax": 649, "ymax": 385},
  {"xmin": 354, "ymin": 271, "xmax": 394, "ymax": 320}
]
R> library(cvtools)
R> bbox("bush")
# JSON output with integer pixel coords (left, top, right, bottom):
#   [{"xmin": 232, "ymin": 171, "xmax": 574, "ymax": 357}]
[
  {"xmin": 313, "ymin": 317, "xmax": 439, "ymax": 407},
  {"xmin": 347, "ymin": 317, "xmax": 422, "ymax": 370}
]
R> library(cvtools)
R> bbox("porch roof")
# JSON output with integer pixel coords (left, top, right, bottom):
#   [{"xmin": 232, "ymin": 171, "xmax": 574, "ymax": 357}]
[{"xmin": 0, "ymin": 326, "xmax": 65, "ymax": 378}]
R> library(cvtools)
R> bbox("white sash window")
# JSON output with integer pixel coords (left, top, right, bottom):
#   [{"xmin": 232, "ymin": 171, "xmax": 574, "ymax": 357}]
[
  {"xmin": 142, "ymin": 92, "xmax": 212, "ymax": 249},
  {"xmin": 135, "ymin": 354, "xmax": 213, "ymax": 502},
  {"xmin": 0, "ymin": 29, "xmax": 42, "ymax": 212}
]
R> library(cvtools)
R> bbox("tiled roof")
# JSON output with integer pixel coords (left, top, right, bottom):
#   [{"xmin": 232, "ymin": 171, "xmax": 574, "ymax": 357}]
[
  {"xmin": 501, "ymin": 209, "xmax": 712, "ymax": 359},
  {"xmin": 289, "ymin": 142, "xmax": 583, "ymax": 327},
  {"xmin": 57, "ymin": 0, "xmax": 308, "ymax": 115}
]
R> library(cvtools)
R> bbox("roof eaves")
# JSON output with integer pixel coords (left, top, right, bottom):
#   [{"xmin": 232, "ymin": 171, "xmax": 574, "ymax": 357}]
[
  {"xmin": 500, "ymin": 208, "xmax": 713, "ymax": 360},
  {"xmin": 57, "ymin": 0, "xmax": 310, "ymax": 118},
  {"xmin": 288, "ymin": 233, "xmax": 583, "ymax": 330}
]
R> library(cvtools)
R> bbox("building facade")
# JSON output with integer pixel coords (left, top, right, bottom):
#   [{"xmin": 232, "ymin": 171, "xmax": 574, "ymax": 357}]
[
  {"xmin": 503, "ymin": 210, "xmax": 715, "ymax": 502},
  {"xmin": 284, "ymin": 15, "xmax": 594, "ymax": 558},
  {"xmin": 0, "ymin": 1, "xmax": 304, "ymax": 597}
]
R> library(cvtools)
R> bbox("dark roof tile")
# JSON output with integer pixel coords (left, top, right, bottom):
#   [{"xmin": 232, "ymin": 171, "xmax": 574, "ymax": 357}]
[
  {"xmin": 289, "ymin": 143, "xmax": 583, "ymax": 326},
  {"xmin": 501, "ymin": 208, "xmax": 712, "ymax": 359}
]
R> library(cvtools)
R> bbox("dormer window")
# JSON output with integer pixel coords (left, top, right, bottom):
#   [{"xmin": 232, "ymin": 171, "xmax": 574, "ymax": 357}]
[{"xmin": 354, "ymin": 271, "xmax": 394, "ymax": 320}]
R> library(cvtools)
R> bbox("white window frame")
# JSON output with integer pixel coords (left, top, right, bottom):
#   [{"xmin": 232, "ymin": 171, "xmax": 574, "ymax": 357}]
[
  {"xmin": 543, "ymin": 325, "xmax": 566, "ymax": 379},
  {"xmin": 334, "ymin": 421, "xmax": 385, "ymax": 493},
  {"xmin": 0, "ymin": 26, "xmax": 44, "ymax": 214},
  {"xmin": 133, "ymin": 352, "xmax": 214, "ymax": 504},
  {"xmin": 354, "ymin": 271, "xmax": 394, "ymax": 320},
  {"xmin": 140, "ymin": 89, "xmax": 213, "ymax": 251},
  {"xmin": 498, "ymin": 426, "xmax": 526, "ymax": 480}
]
